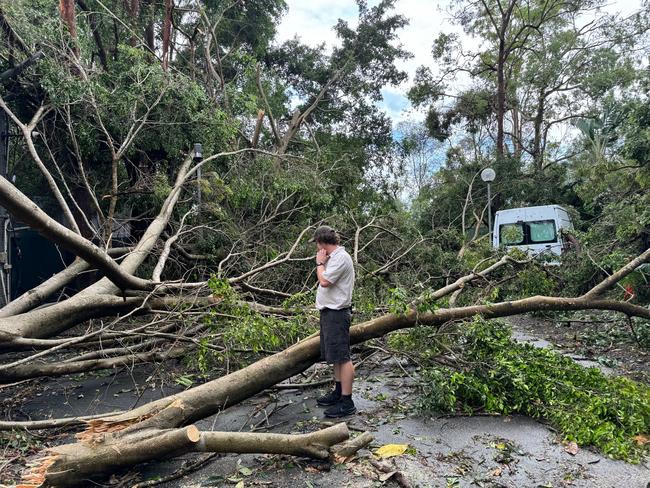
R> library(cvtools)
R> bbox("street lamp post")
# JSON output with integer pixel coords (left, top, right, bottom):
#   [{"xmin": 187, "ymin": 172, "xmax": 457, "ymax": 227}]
[{"xmin": 480, "ymin": 167, "xmax": 496, "ymax": 244}]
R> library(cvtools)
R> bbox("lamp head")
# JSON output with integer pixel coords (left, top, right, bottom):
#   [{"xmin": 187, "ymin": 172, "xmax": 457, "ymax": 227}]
[
  {"xmin": 193, "ymin": 143, "xmax": 203, "ymax": 161},
  {"xmin": 481, "ymin": 167, "xmax": 496, "ymax": 182}
]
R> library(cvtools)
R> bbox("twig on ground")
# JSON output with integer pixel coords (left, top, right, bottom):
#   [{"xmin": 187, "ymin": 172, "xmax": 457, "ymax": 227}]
[
  {"xmin": 0, "ymin": 411, "xmax": 127, "ymax": 430},
  {"xmin": 274, "ymin": 378, "xmax": 332, "ymax": 389}
]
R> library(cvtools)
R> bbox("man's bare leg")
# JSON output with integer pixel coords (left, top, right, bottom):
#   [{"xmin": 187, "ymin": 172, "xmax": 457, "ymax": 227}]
[
  {"xmin": 334, "ymin": 362, "xmax": 341, "ymax": 383},
  {"xmin": 338, "ymin": 360, "xmax": 355, "ymax": 395}
]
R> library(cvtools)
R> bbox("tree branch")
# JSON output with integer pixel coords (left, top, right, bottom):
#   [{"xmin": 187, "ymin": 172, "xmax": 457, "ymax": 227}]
[{"xmin": 583, "ymin": 247, "xmax": 650, "ymax": 299}]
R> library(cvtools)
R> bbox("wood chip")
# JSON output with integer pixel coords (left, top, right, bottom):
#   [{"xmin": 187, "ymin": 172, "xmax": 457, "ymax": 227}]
[{"xmin": 564, "ymin": 441, "xmax": 579, "ymax": 456}]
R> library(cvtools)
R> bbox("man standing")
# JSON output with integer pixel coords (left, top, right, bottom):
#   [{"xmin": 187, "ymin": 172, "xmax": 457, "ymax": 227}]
[{"xmin": 314, "ymin": 225, "xmax": 356, "ymax": 417}]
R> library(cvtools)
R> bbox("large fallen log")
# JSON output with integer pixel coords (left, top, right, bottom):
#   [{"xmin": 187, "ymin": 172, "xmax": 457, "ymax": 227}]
[
  {"xmin": 21, "ymin": 418, "xmax": 351, "ymax": 487},
  {"xmin": 0, "ymin": 254, "xmax": 519, "ymax": 377},
  {"xmin": 0, "ymin": 154, "xmax": 194, "ymax": 340},
  {"xmin": 0, "ymin": 175, "xmax": 154, "ymax": 292}
]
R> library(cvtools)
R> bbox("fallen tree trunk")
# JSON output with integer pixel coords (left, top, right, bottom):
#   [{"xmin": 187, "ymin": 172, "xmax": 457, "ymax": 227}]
[
  {"xmin": 195, "ymin": 423, "xmax": 350, "ymax": 458},
  {"xmin": 0, "ymin": 156, "xmax": 194, "ymax": 340},
  {"xmin": 22, "ymin": 420, "xmax": 351, "ymax": 487},
  {"xmin": 0, "ymin": 175, "xmax": 153, "ymax": 292},
  {"xmin": 0, "ymin": 292, "xmax": 220, "ymax": 351},
  {"xmin": 2, "ymin": 249, "xmax": 515, "ymax": 378},
  {"xmin": 0, "ymin": 346, "xmax": 191, "ymax": 382},
  {"xmin": 0, "ymin": 251, "xmax": 523, "ymax": 387},
  {"xmin": 0, "ymin": 146, "xmax": 295, "ymax": 346},
  {"xmin": 86, "ymin": 294, "xmax": 650, "ymax": 428},
  {"xmin": 0, "ymin": 295, "xmax": 152, "ymax": 343},
  {"xmin": 0, "ymin": 248, "xmax": 514, "ymax": 350}
]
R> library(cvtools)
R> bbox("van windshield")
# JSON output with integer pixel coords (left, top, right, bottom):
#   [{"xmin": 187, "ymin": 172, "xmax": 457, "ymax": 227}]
[
  {"xmin": 499, "ymin": 220, "xmax": 557, "ymax": 246},
  {"xmin": 500, "ymin": 224, "xmax": 525, "ymax": 245}
]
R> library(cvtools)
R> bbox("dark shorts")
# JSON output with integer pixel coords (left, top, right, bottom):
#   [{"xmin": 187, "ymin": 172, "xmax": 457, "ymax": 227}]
[{"xmin": 319, "ymin": 307, "xmax": 352, "ymax": 364}]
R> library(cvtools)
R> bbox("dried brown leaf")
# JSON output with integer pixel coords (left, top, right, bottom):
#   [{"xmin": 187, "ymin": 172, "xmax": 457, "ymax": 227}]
[{"xmin": 564, "ymin": 441, "xmax": 579, "ymax": 456}]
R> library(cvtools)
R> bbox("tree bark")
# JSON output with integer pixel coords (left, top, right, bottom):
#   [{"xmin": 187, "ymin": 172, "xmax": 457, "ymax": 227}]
[
  {"xmin": 0, "ymin": 156, "xmax": 193, "ymax": 340},
  {"xmin": 59, "ymin": 0, "xmax": 78, "ymax": 56},
  {"xmin": 0, "ymin": 175, "xmax": 155, "ymax": 291},
  {"xmin": 24, "ymin": 420, "xmax": 350, "ymax": 487},
  {"xmin": 161, "ymin": 0, "xmax": 173, "ymax": 71},
  {"xmin": 195, "ymin": 423, "xmax": 350, "ymax": 459},
  {"xmin": 0, "ymin": 346, "xmax": 190, "ymax": 382},
  {"xmin": 331, "ymin": 431, "xmax": 374, "ymax": 459}
]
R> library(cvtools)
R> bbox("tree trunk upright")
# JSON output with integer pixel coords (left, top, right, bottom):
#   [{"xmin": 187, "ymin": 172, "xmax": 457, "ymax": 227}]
[
  {"xmin": 162, "ymin": 0, "xmax": 172, "ymax": 71},
  {"xmin": 59, "ymin": 0, "xmax": 78, "ymax": 57}
]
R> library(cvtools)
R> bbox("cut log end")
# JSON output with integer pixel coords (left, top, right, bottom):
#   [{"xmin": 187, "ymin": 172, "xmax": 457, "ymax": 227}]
[{"xmin": 186, "ymin": 424, "xmax": 200, "ymax": 443}]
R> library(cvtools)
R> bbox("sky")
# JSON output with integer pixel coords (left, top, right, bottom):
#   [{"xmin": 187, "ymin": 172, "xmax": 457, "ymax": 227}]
[{"xmin": 275, "ymin": 0, "xmax": 646, "ymax": 126}]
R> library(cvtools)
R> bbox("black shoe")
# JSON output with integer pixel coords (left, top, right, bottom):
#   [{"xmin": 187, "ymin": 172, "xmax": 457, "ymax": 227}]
[
  {"xmin": 316, "ymin": 390, "xmax": 341, "ymax": 406},
  {"xmin": 324, "ymin": 399, "xmax": 356, "ymax": 418}
]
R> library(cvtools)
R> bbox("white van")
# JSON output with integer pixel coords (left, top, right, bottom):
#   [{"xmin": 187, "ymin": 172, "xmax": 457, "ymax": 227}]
[{"xmin": 492, "ymin": 205, "xmax": 574, "ymax": 257}]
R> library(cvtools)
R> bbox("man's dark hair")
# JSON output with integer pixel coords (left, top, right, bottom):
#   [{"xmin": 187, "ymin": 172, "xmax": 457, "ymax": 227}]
[{"xmin": 314, "ymin": 225, "xmax": 340, "ymax": 245}]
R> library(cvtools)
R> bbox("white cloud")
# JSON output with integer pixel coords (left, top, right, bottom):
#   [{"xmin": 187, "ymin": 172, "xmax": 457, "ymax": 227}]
[
  {"xmin": 275, "ymin": 0, "xmax": 359, "ymax": 51},
  {"xmin": 601, "ymin": 0, "xmax": 644, "ymax": 16}
]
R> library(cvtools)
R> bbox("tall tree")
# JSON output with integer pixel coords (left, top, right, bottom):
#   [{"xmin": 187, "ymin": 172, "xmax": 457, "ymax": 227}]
[{"xmin": 409, "ymin": 0, "xmax": 647, "ymax": 168}]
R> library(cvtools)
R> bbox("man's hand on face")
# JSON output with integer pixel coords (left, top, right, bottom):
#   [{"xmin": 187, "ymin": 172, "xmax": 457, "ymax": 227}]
[{"xmin": 316, "ymin": 248, "xmax": 329, "ymax": 265}]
